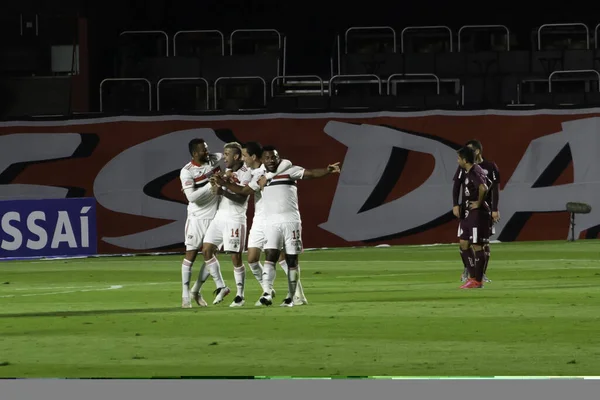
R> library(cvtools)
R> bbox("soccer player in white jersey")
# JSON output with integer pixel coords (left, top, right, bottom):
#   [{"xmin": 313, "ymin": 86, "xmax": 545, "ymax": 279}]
[
  {"xmin": 190, "ymin": 142, "xmax": 253, "ymax": 307},
  {"xmin": 257, "ymin": 145, "xmax": 340, "ymax": 307},
  {"xmin": 179, "ymin": 138, "xmax": 226, "ymax": 309},
  {"xmin": 213, "ymin": 141, "xmax": 308, "ymax": 306}
]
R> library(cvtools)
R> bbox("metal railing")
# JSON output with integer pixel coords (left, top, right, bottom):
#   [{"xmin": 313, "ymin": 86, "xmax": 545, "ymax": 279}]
[
  {"xmin": 458, "ymin": 25, "xmax": 510, "ymax": 51},
  {"xmin": 537, "ymin": 23, "xmax": 589, "ymax": 50},
  {"xmin": 344, "ymin": 26, "xmax": 397, "ymax": 53},
  {"xmin": 387, "ymin": 73, "xmax": 441, "ymax": 95},
  {"xmin": 328, "ymin": 74, "xmax": 382, "ymax": 96},
  {"xmin": 271, "ymin": 75, "xmax": 324, "ymax": 97},
  {"xmin": 172, "ymin": 30, "xmax": 225, "ymax": 56},
  {"xmin": 548, "ymin": 69, "xmax": 600, "ymax": 92},
  {"xmin": 119, "ymin": 30, "xmax": 169, "ymax": 56},
  {"xmin": 401, "ymin": 26, "xmax": 453, "ymax": 52},
  {"xmin": 229, "ymin": 29, "xmax": 282, "ymax": 55}
]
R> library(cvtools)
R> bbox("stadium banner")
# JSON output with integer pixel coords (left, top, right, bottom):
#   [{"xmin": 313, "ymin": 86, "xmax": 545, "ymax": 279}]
[
  {"xmin": 0, "ymin": 109, "xmax": 599, "ymax": 255},
  {"xmin": 0, "ymin": 197, "xmax": 97, "ymax": 259}
]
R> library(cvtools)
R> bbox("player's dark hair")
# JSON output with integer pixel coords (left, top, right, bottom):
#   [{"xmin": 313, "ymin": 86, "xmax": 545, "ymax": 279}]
[
  {"xmin": 457, "ymin": 147, "xmax": 476, "ymax": 164},
  {"xmin": 262, "ymin": 145, "xmax": 277, "ymax": 152},
  {"xmin": 244, "ymin": 141, "xmax": 263, "ymax": 158},
  {"xmin": 224, "ymin": 141, "xmax": 242, "ymax": 157},
  {"xmin": 465, "ymin": 139, "xmax": 483, "ymax": 152},
  {"xmin": 188, "ymin": 138, "xmax": 206, "ymax": 156}
]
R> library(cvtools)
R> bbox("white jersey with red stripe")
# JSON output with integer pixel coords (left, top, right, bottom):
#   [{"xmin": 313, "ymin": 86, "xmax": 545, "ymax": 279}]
[
  {"xmin": 262, "ymin": 164, "xmax": 305, "ymax": 223},
  {"xmin": 247, "ymin": 159, "xmax": 292, "ymax": 224},
  {"xmin": 248, "ymin": 165, "xmax": 267, "ymax": 222},
  {"xmin": 179, "ymin": 153, "xmax": 224, "ymax": 219},
  {"xmin": 214, "ymin": 165, "xmax": 253, "ymax": 224}
]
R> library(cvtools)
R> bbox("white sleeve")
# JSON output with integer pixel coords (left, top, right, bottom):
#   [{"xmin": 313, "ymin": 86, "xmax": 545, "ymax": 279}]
[
  {"xmin": 288, "ymin": 166, "xmax": 305, "ymax": 180},
  {"xmin": 239, "ymin": 169, "xmax": 253, "ymax": 186},
  {"xmin": 183, "ymin": 183, "xmax": 214, "ymax": 203},
  {"xmin": 180, "ymin": 168, "xmax": 194, "ymax": 190},
  {"xmin": 248, "ymin": 169, "xmax": 265, "ymax": 192}
]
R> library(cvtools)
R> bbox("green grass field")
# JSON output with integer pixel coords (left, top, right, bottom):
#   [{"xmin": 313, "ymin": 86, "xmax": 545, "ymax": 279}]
[{"xmin": 1, "ymin": 240, "xmax": 599, "ymax": 378}]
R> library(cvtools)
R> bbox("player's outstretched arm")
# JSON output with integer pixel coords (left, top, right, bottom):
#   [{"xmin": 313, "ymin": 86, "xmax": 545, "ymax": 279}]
[{"xmin": 301, "ymin": 162, "xmax": 341, "ymax": 180}]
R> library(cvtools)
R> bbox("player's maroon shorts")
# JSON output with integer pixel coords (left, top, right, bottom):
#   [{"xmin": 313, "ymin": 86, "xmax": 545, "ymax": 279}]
[{"xmin": 457, "ymin": 209, "xmax": 491, "ymax": 244}]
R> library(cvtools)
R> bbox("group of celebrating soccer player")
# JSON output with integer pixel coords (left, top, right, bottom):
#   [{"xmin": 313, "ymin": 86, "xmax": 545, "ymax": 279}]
[
  {"xmin": 179, "ymin": 139, "xmax": 340, "ymax": 309},
  {"xmin": 177, "ymin": 136, "xmax": 500, "ymax": 310}
]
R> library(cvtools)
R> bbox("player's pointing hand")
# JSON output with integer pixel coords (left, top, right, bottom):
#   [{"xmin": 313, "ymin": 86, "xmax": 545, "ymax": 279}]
[{"xmin": 328, "ymin": 162, "xmax": 341, "ymax": 173}]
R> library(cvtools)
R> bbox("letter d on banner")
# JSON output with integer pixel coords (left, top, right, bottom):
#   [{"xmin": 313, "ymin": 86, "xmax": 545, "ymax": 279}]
[{"xmin": 0, "ymin": 198, "xmax": 97, "ymax": 260}]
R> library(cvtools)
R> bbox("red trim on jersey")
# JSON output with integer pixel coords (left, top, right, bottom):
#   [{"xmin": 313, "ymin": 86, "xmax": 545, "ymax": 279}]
[
  {"xmin": 190, "ymin": 160, "xmax": 204, "ymax": 167},
  {"xmin": 274, "ymin": 174, "xmax": 290, "ymax": 179}
]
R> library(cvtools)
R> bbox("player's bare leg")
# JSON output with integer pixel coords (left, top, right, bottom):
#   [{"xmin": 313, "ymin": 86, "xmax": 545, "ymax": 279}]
[
  {"xmin": 230, "ymin": 252, "xmax": 246, "ymax": 307},
  {"xmin": 482, "ymin": 244, "xmax": 492, "ymax": 282},
  {"xmin": 185, "ymin": 250, "xmax": 208, "ymax": 308},
  {"xmin": 277, "ymin": 252, "xmax": 307, "ymax": 305},
  {"xmin": 260, "ymin": 249, "xmax": 280, "ymax": 306},
  {"xmin": 202, "ymin": 243, "xmax": 230, "ymax": 304}
]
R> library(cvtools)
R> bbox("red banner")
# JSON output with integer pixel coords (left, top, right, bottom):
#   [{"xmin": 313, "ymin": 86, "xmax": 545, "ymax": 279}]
[{"xmin": 1, "ymin": 110, "xmax": 599, "ymax": 255}]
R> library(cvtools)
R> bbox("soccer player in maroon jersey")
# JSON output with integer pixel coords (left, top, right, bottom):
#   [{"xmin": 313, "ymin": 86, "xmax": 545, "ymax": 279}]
[
  {"xmin": 454, "ymin": 146, "xmax": 491, "ymax": 289},
  {"xmin": 453, "ymin": 140, "xmax": 500, "ymax": 282}
]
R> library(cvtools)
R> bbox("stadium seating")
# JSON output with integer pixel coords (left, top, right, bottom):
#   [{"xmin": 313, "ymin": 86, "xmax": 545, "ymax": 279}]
[{"xmin": 3, "ymin": 17, "xmax": 600, "ymax": 115}]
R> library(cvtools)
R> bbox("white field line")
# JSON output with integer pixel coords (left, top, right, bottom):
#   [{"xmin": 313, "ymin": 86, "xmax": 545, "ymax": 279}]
[{"xmin": 0, "ymin": 282, "xmax": 168, "ymax": 298}]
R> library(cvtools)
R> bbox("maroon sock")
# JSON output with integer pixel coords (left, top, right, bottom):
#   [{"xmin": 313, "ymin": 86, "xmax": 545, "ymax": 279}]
[
  {"xmin": 459, "ymin": 249, "xmax": 475, "ymax": 278},
  {"xmin": 483, "ymin": 245, "xmax": 491, "ymax": 274},
  {"xmin": 473, "ymin": 250, "xmax": 486, "ymax": 282}
]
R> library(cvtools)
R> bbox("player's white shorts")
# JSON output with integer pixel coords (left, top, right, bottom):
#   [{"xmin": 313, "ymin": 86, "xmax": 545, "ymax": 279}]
[
  {"xmin": 247, "ymin": 220, "xmax": 266, "ymax": 250},
  {"xmin": 184, "ymin": 218, "xmax": 212, "ymax": 251},
  {"xmin": 264, "ymin": 222, "xmax": 303, "ymax": 255},
  {"xmin": 204, "ymin": 219, "xmax": 247, "ymax": 253}
]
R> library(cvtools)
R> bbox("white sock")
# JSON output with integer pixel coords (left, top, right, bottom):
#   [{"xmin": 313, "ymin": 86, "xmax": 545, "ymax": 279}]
[
  {"xmin": 234, "ymin": 265, "xmax": 246, "ymax": 298},
  {"xmin": 207, "ymin": 257, "xmax": 226, "ymax": 288},
  {"xmin": 248, "ymin": 262, "xmax": 263, "ymax": 285},
  {"xmin": 261, "ymin": 261, "xmax": 276, "ymax": 294},
  {"xmin": 182, "ymin": 259, "xmax": 193, "ymax": 297},
  {"xmin": 191, "ymin": 261, "xmax": 210, "ymax": 293},
  {"xmin": 279, "ymin": 259, "xmax": 289, "ymax": 275},
  {"xmin": 295, "ymin": 264, "xmax": 305, "ymax": 298},
  {"xmin": 287, "ymin": 267, "xmax": 299, "ymax": 300}
]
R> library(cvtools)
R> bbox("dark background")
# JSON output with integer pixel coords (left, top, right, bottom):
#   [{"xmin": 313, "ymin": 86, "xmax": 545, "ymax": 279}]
[{"xmin": 0, "ymin": 0, "xmax": 594, "ymax": 111}]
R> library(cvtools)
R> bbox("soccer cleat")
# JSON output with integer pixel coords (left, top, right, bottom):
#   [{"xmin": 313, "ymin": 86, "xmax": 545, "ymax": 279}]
[
  {"xmin": 293, "ymin": 295, "xmax": 308, "ymax": 306},
  {"xmin": 483, "ymin": 274, "xmax": 492, "ymax": 283},
  {"xmin": 259, "ymin": 292, "xmax": 273, "ymax": 306},
  {"xmin": 182, "ymin": 297, "xmax": 192, "ymax": 309},
  {"xmin": 280, "ymin": 297, "xmax": 294, "ymax": 307},
  {"xmin": 460, "ymin": 279, "xmax": 483, "ymax": 289},
  {"xmin": 212, "ymin": 286, "xmax": 231, "ymax": 305},
  {"xmin": 230, "ymin": 295, "xmax": 245, "ymax": 307},
  {"xmin": 191, "ymin": 292, "xmax": 208, "ymax": 307}
]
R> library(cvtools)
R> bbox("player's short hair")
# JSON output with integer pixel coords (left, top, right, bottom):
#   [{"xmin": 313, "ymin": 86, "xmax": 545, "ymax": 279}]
[
  {"xmin": 188, "ymin": 138, "xmax": 206, "ymax": 156},
  {"xmin": 465, "ymin": 139, "xmax": 483, "ymax": 153},
  {"xmin": 457, "ymin": 146, "xmax": 476, "ymax": 164},
  {"xmin": 262, "ymin": 145, "xmax": 277, "ymax": 153},
  {"xmin": 224, "ymin": 141, "xmax": 242, "ymax": 157},
  {"xmin": 243, "ymin": 141, "xmax": 263, "ymax": 158}
]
